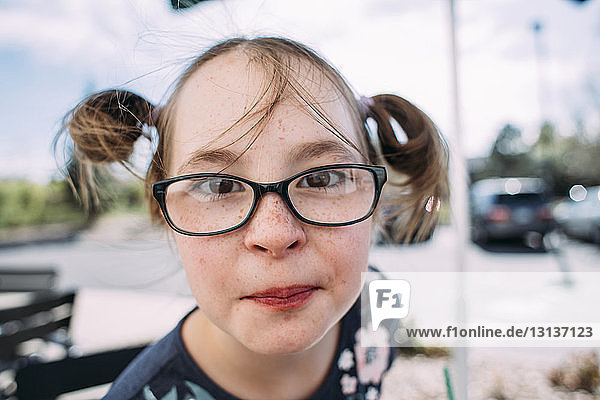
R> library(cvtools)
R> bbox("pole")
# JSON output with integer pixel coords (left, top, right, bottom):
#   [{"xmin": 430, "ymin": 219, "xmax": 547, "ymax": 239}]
[
  {"xmin": 448, "ymin": 0, "xmax": 469, "ymax": 399},
  {"xmin": 532, "ymin": 21, "xmax": 546, "ymax": 124}
]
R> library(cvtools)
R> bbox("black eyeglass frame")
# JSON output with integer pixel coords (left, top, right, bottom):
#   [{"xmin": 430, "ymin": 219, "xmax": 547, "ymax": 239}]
[{"xmin": 152, "ymin": 163, "xmax": 387, "ymax": 236}]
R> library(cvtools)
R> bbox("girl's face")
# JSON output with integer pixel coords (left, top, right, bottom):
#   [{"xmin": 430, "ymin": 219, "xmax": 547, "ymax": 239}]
[{"xmin": 169, "ymin": 51, "xmax": 372, "ymax": 355}]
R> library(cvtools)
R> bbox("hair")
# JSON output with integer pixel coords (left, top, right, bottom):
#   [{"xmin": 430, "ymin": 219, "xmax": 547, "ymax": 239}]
[{"xmin": 56, "ymin": 36, "xmax": 449, "ymax": 243}]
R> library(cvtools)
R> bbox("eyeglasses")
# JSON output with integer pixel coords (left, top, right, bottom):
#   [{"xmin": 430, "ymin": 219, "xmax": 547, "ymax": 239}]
[{"xmin": 152, "ymin": 163, "xmax": 387, "ymax": 236}]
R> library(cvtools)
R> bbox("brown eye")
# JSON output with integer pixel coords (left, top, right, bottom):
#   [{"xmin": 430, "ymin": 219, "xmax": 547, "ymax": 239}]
[
  {"xmin": 305, "ymin": 172, "xmax": 330, "ymax": 187},
  {"xmin": 296, "ymin": 170, "xmax": 346, "ymax": 189},
  {"xmin": 209, "ymin": 179, "xmax": 235, "ymax": 193},
  {"xmin": 186, "ymin": 178, "xmax": 245, "ymax": 200}
]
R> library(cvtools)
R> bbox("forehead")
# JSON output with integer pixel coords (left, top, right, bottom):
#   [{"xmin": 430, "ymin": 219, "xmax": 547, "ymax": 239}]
[{"xmin": 169, "ymin": 50, "xmax": 361, "ymax": 176}]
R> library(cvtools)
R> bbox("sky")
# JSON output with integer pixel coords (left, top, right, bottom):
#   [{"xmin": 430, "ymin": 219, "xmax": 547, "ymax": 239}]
[{"xmin": 1, "ymin": 0, "xmax": 599, "ymax": 182}]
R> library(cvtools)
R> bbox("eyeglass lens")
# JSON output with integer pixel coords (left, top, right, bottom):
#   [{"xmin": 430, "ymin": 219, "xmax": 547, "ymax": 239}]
[{"xmin": 164, "ymin": 167, "xmax": 376, "ymax": 234}]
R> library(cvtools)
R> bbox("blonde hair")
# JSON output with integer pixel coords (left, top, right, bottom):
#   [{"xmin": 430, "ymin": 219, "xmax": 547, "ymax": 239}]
[{"xmin": 57, "ymin": 36, "xmax": 448, "ymax": 243}]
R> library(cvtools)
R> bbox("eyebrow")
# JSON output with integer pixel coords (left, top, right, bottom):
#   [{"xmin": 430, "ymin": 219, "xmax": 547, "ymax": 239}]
[
  {"xmin": 286, "ymin": 140, "xmax": 359, "ymax": 164},
  {"xmin": 177, "ymin": 148, "xmax": 242, "ymax": 175},
  {"xmin": 176, "ymin": 139, "xmax": 359, "ymax": 175}
]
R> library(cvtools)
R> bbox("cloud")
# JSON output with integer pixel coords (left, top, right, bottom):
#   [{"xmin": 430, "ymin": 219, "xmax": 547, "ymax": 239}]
[{"xmin": 0, "ymin": 0, "xmax": 172, "ymax": 77}]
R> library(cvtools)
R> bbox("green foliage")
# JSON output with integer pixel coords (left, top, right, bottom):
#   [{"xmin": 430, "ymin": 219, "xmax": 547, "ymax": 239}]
[
  {"xmin": 0, "ymin": 181, "xmax": 46, "ymax": 227},
  {"xmin": 491, "ymin": 124, "xmax": 527, "ymax": 156},
  {"xmin": 0, "ymin": 177, "xmax": 146, "ymax": 230},
  {"xmin": 470, "ymin": 121, "xmax": 600, "ymax": 196},
  {"xmin": 93, "ymin": 177, "xmax": 147, "ymax": 213}
]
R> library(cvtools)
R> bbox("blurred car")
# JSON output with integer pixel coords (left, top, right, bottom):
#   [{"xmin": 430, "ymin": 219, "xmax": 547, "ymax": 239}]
[
  {"xmin": 469, "ymin": 177, "xmax": 555, "ymax": 245},
  {"xmin": 553, "ymin": 185, "xmax": 600, "ymax": 244}
]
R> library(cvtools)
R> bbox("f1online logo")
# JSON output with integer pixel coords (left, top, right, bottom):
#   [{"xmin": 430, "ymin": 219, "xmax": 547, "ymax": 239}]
[{"xmin": 368, "ymin": 280, "xmax": 411, "ymax": 331}]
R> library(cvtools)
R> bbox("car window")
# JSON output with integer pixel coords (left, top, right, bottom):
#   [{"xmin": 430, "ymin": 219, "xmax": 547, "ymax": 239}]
[{"xmin": 496, "ymin": 193, "xmax": 545, "ymax": 206}]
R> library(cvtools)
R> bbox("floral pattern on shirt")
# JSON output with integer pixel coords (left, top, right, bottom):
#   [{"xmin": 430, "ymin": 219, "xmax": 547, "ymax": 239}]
[
  {"xmin": 340, "ymin": 373, "xmax": 358, "ymax": 395},
  {"xmin": 354, "ymin": 325, "xmax": 390, "ymax": 386},
  {"xmin": 338, "ymin": 348, "xmax": 355, "ymax": 371},
  {"xmin": 336, "ymin": 325, "xmax": 390, "ymax": 399},
  {"xmin": 143, "ymin": 381, "xmax": 216, "ymax": 400}
]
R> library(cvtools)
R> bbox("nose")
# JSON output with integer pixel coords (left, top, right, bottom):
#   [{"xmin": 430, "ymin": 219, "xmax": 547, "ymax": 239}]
[{"xmin": 242, "ymin": 193, "xmax": 307, "ymax": 258}]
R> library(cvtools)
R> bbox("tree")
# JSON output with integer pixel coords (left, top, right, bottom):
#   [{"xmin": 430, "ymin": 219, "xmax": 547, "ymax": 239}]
[
  {"xmin": 491, "ymin": 124, "xmax": 527, "ymax": 156},
  {"xmin": 483, "ymin": 124, "xmax": 537, "ymax": 178}
]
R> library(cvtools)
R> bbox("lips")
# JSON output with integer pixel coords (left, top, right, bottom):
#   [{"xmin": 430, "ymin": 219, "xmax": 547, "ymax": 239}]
[{"xmin": 242, "ymin": 285, "xmax": 318, "ymax": 311}]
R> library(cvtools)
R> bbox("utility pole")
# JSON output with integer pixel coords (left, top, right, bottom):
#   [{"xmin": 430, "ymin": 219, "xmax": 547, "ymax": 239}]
[
  {"xmin": 448, "ymin": 0, "xmax": 469, "ymax": 398},
  {"xmin": 532, "ymin": 21, "xmax": 547, "ymax": 124}
]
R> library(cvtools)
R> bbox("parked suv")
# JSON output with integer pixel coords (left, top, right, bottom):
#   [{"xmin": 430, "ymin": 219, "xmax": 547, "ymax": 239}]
[{"xmin": 469, "ymin": 177, "xmax": 555, "ymax": 244}]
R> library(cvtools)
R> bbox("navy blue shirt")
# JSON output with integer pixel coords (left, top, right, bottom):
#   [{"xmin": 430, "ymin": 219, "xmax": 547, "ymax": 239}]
[{"xmin": 104, "ymin": 298, "xmax": 394, "ymax": 400}]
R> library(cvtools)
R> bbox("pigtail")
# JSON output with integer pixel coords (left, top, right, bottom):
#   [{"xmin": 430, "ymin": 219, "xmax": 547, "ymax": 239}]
[
  {"xmin": 54, "ymin": 89, "xmax": 158, "ymax": 214},
  {"xmin": 363, "ymin": 94, "xmax": 449, "ymax": 243}
]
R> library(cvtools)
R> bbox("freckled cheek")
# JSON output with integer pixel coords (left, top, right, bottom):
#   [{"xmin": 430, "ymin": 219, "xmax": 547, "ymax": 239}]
[
  {"xmin": 317, "ymin": 223, "xmax": 371, "ymax": 290},
  {"xmin": 174, "ymin": 236, "xmax": 238, "ymax": 298}
]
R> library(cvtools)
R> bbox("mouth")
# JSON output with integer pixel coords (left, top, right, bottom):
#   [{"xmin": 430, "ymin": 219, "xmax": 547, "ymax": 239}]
[{"xmin": 242, "ymin": 285, "xmax": 319, "ymax": 311}]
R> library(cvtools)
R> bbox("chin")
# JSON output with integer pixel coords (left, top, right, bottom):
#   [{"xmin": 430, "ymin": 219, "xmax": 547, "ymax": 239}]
[
  {"xmin": 241, "ymin": 322, "xmax": 331, "ymax": 355},
  {"xmin": 232, "ymin": 291, "xmax": 349, "ymax": 356},
  {"xmin": 232, "ymin": 305, "xmax": 333, "ymax": 356}
]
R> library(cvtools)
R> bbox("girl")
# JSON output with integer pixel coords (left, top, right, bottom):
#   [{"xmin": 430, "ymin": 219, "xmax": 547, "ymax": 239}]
[{"xmin": 59, "ymin": 37, "xmax": 448, "ymax": 400}]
